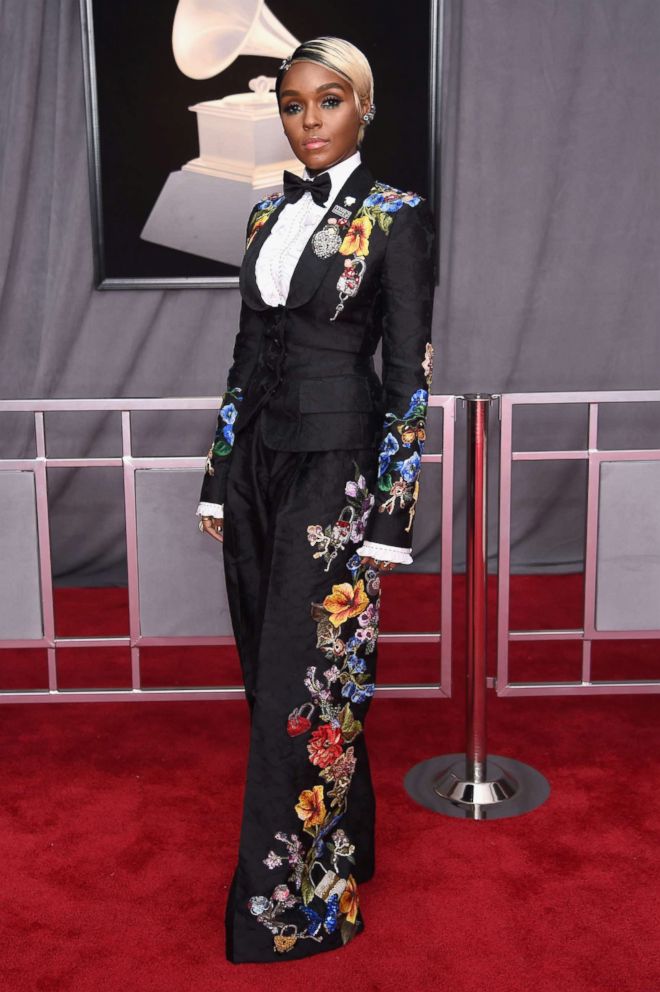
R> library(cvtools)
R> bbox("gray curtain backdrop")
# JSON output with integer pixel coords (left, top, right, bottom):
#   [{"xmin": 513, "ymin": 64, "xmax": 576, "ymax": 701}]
[{"xmin": 1, "ymin": 0, "xmax": 659, "ymax": 584}]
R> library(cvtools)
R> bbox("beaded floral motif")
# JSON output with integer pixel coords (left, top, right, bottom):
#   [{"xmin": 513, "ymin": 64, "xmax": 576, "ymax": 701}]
[
  {"xmin": 330, "ymin": 182, "xmax": 423, "ymax": 321},
  {"xmin": 204, "ymin": 386, "xmax": 243, "ymax": 476},
  {"xmin": 246, "ymin": 192, "xmax": 285, "ymax": 248},
  {"xmin": 307, "ymin": 465, "xmax": 375, "ymax": 571},
  {"xmin": 248, "ymin": 495, "xmax": 381, "ymax": 954}
]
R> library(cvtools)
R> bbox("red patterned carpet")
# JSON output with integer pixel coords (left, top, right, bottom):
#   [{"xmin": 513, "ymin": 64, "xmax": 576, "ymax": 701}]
[{"xmin": 1, "ymin": 576, "xmax": 658, "ymax": 992}]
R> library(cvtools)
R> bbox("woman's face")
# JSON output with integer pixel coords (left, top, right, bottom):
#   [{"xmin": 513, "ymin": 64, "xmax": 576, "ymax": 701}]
[{"xmin": 278, "ymin": 60, "xmax": 370, "ymax": 175}]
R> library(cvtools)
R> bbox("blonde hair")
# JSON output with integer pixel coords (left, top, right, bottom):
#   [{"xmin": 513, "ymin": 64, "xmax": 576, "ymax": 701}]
[{"xmin": 276, "ymin": 36, "xmax": 375, "ymax": 146}]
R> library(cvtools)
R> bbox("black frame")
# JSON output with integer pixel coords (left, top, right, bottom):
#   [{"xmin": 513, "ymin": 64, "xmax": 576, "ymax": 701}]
[{"xmin": 79, "ymin": 0, "xmax": 445, "ymax": 289}]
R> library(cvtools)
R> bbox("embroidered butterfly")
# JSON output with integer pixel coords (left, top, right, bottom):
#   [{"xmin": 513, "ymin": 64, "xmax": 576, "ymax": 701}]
[
  {"xmin": 397, "ymin": 418, "xmax": 426, "ymax": 447},
  {"xmin": 300, "ymin": 893, "xmax": 340, "ymax": 937}
]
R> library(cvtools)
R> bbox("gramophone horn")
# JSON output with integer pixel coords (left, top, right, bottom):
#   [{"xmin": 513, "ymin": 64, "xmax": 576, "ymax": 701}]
[{"xmin": 173, "ymin": 0, "xmax": 300, "ymax": 80}]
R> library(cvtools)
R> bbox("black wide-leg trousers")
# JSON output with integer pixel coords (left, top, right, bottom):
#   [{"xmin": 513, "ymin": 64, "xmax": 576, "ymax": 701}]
[{"xmin": 221, "ymin": 409, "xmax": 382, "ymax": 963}]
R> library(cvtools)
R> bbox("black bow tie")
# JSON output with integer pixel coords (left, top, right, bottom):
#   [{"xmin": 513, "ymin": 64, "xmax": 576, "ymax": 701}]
[{"xmin": 282, "ymin": 170, "xmax": 332, "ymax": 207}]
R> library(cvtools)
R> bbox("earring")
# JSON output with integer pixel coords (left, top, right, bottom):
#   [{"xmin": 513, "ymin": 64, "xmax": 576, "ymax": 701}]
[{"xmin": 362, "ymin": 103, "xmax": 376, "ymax": 124}]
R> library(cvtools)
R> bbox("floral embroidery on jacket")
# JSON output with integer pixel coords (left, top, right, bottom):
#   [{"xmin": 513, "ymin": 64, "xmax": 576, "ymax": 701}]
[
  {"xmin": 330, "ymin": 182, "xmax": 423, "ymax": 321},
  {"xmin": 376, "ymin": 386, "xmax": 429, "ymax": 531},
  {"xmin": 248, "ymin": 474, "xmax": 381, "ymax": 954},
  {"xmin": 422, "ymin": 342, "xmax": 434, "ymax": 389},
  {"xmin": 246, "ymin": 192, "xmax": 285, "ymax": 248},
  {"xmin": 204, "ymin": 386, "xmax": 243, "ymax": 476}
]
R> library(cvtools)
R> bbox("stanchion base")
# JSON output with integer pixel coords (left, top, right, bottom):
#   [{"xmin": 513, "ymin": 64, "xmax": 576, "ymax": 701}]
[{"xmin": 404, "ymin": 753, "xmax": 551, "ymax": 820}]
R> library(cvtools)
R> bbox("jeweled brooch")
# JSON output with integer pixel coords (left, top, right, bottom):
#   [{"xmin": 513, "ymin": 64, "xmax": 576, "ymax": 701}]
[{"xmin": 311, "ymin": 212, "xmax": 350, "ymax": 259}]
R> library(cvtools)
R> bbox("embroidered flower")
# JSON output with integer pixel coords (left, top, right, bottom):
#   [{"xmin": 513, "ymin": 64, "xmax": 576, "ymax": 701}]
[
  {"xmin": 367, "ymin": 191, "xmax": 405, "ymax": 213},
  {"xmin": 272, "ymin": 885, "xmax": 291, "ymax": 902},
  {"xmin": 378, "ymin": 432, "xmax": 400, "ymax": 477},
  {"xmin": 246, "ymin": 216, "xmax": 267, "ymax": 247},
  {"xmin": 208, "ymin": 386, "xmax": 244, "ymax": 464},
  {"xmin": 307, "ymin": 725, "xmax": 344, "ymax": 768},
  {"xmin": 339, "ymin": 875, "xmax": 360, "ymax": 924},
  {"xmin": 345, "ymin": 475, "xmax": 366, "ymax": 498},
  {"xmin": 422, "ymin": 342, "xmax": 434, "ymax": 387},
  {"xmin": 295, "ymin": 785, "xmax": 327, "ymax": 829},
  {"xmin": 246, "ymin": 194, "xmax": 285, "ymax": 247},
  {"xmin": 395, "ymin": 451, "xmax": 422, "ymax": 483},
  {"xmin": 323, "ymin": 580, "xmax": 369, "ymax": 627},
  {"xmin": 324, "ymin": 747, "xmax": 357, "ymax": 783},
  {"xmin": 358, "ymin": 602, "xmax": 379, "ymax": 628},
  {"xmin": 263, "ymin": 850, "xmax": 283, "ymax": 869},
  {"xmin": 382, "ymin": 432, "xmax": 400, "ymax": 456},
  {"xmin": 349, "ymin": 518, "xmax": 366, "ymax": 544},
  {"xmin": 273, "ymin": 831, "xmax": 305, "ymax": 866},
  {"xmin": 346, "ymin": 654, "xmax": 367, "ymax": 674},
  {"xmin": 404, "ymin": 389, "xmax": 429, "ymax": 419},
  {"xmin": 341, "ymin": 681, "xmax": 376, "ymax": 703},
  {"xmin": 249, "ymin": 895, "xmax": 271, "ymax": 916},
  {"xmin": 307, "ymin": 524, "xmax": 324, "ymax": 545},
  {"xmin": 339, "ymin": 215, "xmax": 373, "ymax": 257},
  {"xmin": 220, "ymin": 402, "xmax": 237, "ymax": 424},
  {"xmin": 354, "ymin": 630, "xmax": 375, "ymax": 652},
  {"xmin": 330, "ymin": 829, "xmax": 356, "ymax": 867},
  {"xmin": 256, "ymin": 192, "xmax": 282, "ymax": 210}
]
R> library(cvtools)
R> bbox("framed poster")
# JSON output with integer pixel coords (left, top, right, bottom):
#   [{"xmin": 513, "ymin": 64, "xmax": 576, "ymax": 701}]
[{"xmin": 80, "ymin": 0, "xmax": 444, "ymax": 288}]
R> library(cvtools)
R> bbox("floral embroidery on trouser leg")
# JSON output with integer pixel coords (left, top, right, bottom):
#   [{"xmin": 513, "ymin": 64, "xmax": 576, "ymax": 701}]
[{"xmin": 247, "ymin": 470, "xmax": 379, "ymax": 954}]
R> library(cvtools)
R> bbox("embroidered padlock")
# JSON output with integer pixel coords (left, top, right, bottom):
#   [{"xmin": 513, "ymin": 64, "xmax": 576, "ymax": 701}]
[
  {"xmin": 274, "ymin": 925, "xmax": 298, "ymax": 953},
  {"xmin": 331, "ymin": 505, "xmax": 355, "ymax": 545},
  {"xmin": 331, "ymin": 258, "xmax": 367, "ymax": 321},
  {"xmin": 336, "ymin": 257, "xmax": 366, "ymax": 297},
  {"xmin": 286, "ymin": 702, "xmax": 315, "ymax": 737},
  {"xmin": 311, "ymin": 861, "xmax": 348, "ymax": 902}
]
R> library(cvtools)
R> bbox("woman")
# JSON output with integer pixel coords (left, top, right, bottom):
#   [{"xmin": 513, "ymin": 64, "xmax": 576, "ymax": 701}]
[{"xmin": 197, "ymin": 36, "xmax": 435, "ymax": 963}]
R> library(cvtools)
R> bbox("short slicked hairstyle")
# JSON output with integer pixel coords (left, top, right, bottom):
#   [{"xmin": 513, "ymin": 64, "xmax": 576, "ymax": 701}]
[{"xmin": 276, "ymin": 36, "xmax": 375, "ymax": 146}]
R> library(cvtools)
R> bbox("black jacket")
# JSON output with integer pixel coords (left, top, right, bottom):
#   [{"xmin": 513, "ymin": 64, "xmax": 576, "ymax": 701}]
[{"xmin": 200, "ymin": 160, "xmax": 435, "ymax": 553}]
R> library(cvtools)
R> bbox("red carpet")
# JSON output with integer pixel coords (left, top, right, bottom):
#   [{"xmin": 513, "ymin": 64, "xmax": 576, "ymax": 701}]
[{"xmin": 1, "ymin": 576, "xmax": 659, "ymax": 991}]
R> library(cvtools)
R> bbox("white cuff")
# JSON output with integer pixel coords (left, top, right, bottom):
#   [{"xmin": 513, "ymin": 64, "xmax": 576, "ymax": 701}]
[
  {"xmin": 196, "ymin": 502, "xmax": 224, "ymax": 518},
  {"xmin": 356, "ymin": 541, "xmax": 413, "ymax": 565}
]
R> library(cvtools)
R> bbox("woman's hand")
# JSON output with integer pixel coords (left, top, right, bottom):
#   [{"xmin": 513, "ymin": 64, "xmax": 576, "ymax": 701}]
[
  {"xmin": 360, "ymin": 555, "xmax": 397, "ymax": 573},
  {"xmin": 199, "ymin": 515, "xmax": 224, "ymax": 543}
]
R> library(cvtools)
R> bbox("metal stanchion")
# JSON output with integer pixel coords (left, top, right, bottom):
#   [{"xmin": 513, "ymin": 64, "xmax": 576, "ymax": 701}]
[{"xmin": 404, "ymin": 394, "xmax": 550, "ymax": 819}]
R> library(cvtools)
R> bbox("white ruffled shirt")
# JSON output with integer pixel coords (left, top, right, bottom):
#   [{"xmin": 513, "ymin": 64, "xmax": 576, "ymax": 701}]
[{"xmin": 197, "ymin": 150, "xmax": 413, "ymax": 565}]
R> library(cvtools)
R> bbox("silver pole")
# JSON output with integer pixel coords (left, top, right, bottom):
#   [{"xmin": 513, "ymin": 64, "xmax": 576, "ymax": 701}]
[
  {"xmin": 465, "ymin": 395, "xmax": 489, "ymax": 784},
  {"xmin": 404, "ymin": 395, "xmax": 551, "ymax": 819}
]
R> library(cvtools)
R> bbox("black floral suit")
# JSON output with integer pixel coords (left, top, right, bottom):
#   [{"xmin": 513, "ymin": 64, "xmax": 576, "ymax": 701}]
[{"xmin": 200, "ymin": 160, "xmax": 435, "ymax": 962}]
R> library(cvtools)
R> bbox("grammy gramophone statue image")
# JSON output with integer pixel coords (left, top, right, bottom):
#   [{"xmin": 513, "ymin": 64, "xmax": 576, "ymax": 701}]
[{"xmin": 141, "ymin": 0, "xmax": 304, "ymax": 268}]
